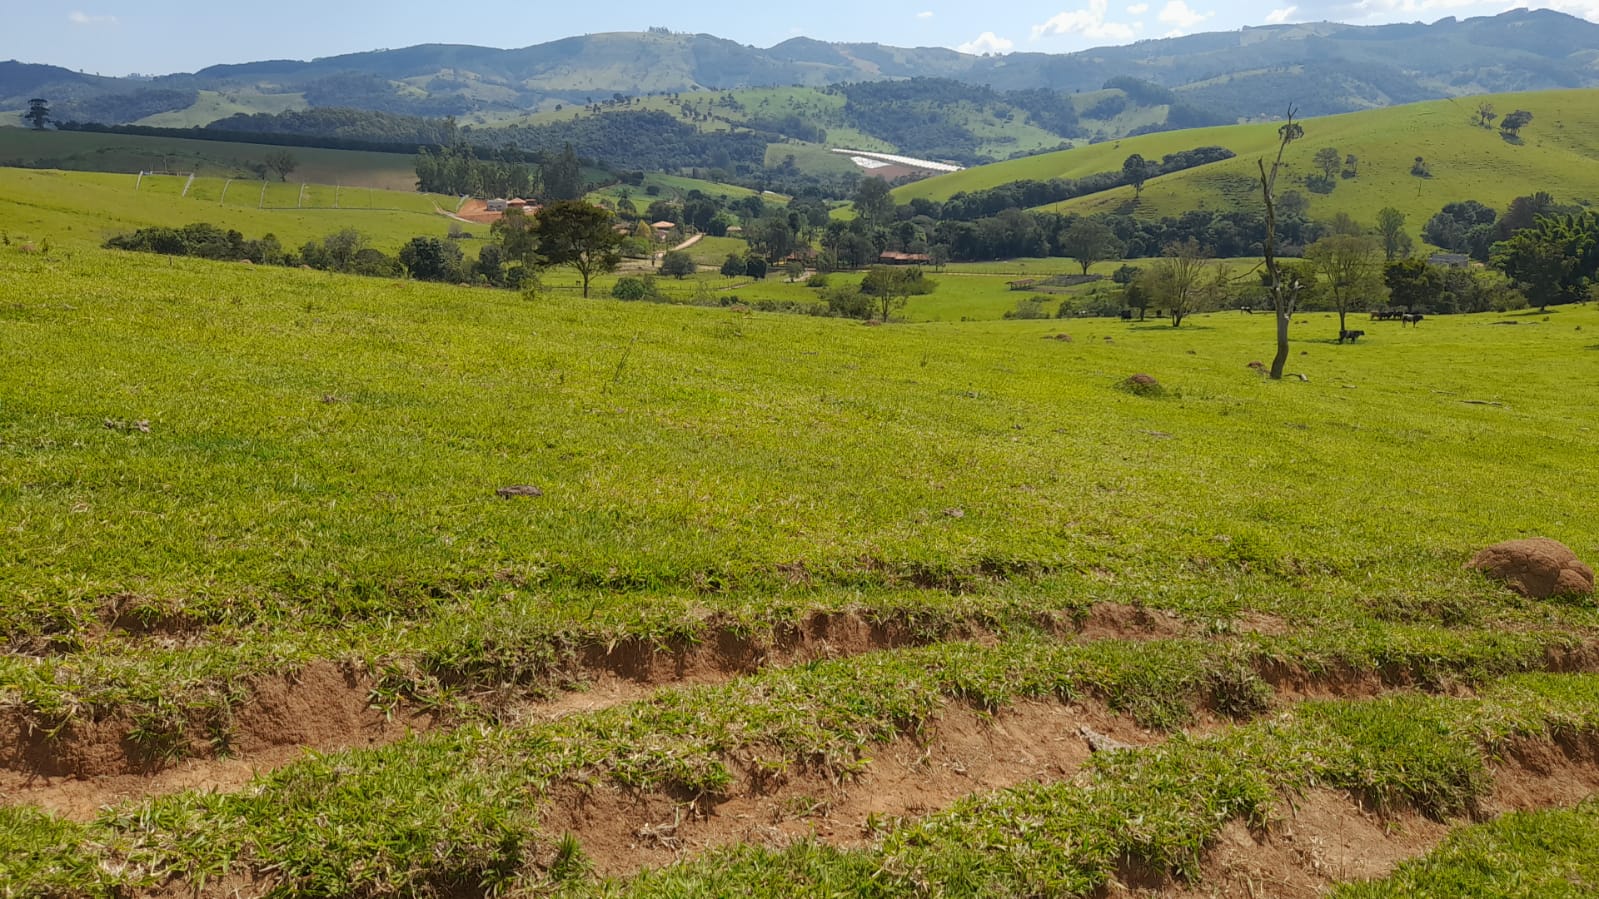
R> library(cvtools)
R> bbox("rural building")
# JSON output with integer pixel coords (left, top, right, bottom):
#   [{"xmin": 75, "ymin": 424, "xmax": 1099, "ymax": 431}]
[
  {"xmin": 485, "ymin": 198, "xmax": 508, "ymax": 212},
  {"xmin": 1428, "ymin": 253, "xmax": 1471, "ymax": 268},
  {"xmin": 878, "ymin": 251, "xmax": 932, "ymax": 265}
]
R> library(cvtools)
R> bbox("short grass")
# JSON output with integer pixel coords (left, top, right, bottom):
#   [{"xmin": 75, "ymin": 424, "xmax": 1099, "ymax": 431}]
[
  {"xmin": 0, "ymin": 126, "xmax": 421, "ymax": 190},
  {"xmin": 896, "ymin": 89, "xmax": 1599, "ymax": 243},
  {"xmin": 1333, "ymin": 798, "xmax": 1599, "ymax": 898},
  {"xmin": 4, "ymin": 243, "xmax": 1599, "ymax": 639},
  {"xmin": 133, "ymin": 89, "xmax": 308, "ymax": 128}
]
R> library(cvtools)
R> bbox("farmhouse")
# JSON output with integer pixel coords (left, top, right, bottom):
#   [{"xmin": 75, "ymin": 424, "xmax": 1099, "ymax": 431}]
[{"xmin": 879, "ymin": 251, "xmax": 931, "ymax": 265}]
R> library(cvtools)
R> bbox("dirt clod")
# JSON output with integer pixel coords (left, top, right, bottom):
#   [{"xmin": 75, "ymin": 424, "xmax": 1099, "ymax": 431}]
[
  {"xmin": 496, "ymin": 485, "xmax": 545, "ymax": 498},
  {"xmin": 1468, "ymin": 537, "xmax": 1594, "ymax": 599}
]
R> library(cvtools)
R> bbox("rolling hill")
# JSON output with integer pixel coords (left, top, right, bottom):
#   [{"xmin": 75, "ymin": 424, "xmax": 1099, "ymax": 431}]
[{"xmin": 897, "ymin": 88, "xmax": 1599, "ymax": 239}]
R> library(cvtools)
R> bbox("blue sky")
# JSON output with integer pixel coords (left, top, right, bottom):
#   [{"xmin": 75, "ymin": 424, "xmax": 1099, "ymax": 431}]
[{"xmin": 5, "ymin": 0, "xmax": 1597, "ymax": 76}]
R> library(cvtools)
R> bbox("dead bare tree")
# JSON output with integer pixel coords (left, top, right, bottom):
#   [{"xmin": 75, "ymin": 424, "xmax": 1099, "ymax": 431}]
[{"xmin": 1259, "ymin": 108, "xmax": 1304, "ymax": 380}]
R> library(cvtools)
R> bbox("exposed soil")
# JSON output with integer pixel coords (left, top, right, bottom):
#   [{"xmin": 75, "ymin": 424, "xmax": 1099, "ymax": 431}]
[{"xmin": 0, "ymin": 605, "xmax": 1189, "ymax": 816}]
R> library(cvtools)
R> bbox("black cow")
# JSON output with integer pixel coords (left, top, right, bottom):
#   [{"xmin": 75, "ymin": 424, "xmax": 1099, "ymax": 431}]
[
  {"xmin": 1401, "ymin": 313, "xmax": 1424, "ymax": 327},
  {"xmin": 1338, "ymin": 329, "xmax": 1366, "ymax": 343}
]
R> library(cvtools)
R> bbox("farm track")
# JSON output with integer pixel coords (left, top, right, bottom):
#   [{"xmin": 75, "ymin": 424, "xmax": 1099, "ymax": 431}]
[{"xmin": 0, "ymin": 603, "xmax": 1194, "ymax": 817}]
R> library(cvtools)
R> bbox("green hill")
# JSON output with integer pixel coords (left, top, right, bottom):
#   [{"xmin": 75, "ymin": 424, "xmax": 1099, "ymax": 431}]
[{"xmin": 899, "ymin": 89, "xmax": 1599, "ymax": 239}]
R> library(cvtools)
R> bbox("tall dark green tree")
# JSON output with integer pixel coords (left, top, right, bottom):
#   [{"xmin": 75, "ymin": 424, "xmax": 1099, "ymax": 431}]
[
  {"xmin": 543, "ymin": 143, "xmax": 585, "ymax": 201},
  {"xmin": 852, "ymin": 177, "xmax": 895, "ymax": 229},
  {"xmin": 1122, "ymin": 153, "xmax": 1151, "ymax": 198},
  {"xmin": 536, "ymin": 200, "xmax": 623, "ymax": 297},
  {"xmin": 1383, "ymin": 258, "xmax": 1444, "ymax": 313},
  {"xmin": 24, "ymin": 98, "xmax": 50, "ymax": 130}
]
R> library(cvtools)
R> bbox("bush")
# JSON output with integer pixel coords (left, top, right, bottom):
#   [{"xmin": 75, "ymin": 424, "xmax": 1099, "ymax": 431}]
[
  {"xmin": 611, "ymin": 276, "xmax": 661, "ymax": 300},
  {"xmin": 660, "ymin": 250, "xmax": 697, "ymax": 279},
  {"xmin": 720, "ymin": 254, "xmax": 746, "ymax": 277}
]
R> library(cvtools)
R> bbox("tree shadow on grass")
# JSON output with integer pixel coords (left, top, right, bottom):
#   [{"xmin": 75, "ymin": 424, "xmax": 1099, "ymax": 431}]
[{"xmin": 1126, "ymin": 323, "xmax": 1217, "ymax": 331}]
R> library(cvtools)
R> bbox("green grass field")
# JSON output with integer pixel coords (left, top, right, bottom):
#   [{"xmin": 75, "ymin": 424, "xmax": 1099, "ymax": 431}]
[
  {"xmin": 133, "ymin": 90, "xmax": 308, "ymax": 129},
  {"xmin": 4, "ymin": 142, "xmax": 1599, "ymax": 897},
  {"xmin": 0, "ymin": 167, "xmax": 482, "ymax": 252},
  {"xmin": 897, "ymin": 89, "xmax": 1599, "ymax": 243}
]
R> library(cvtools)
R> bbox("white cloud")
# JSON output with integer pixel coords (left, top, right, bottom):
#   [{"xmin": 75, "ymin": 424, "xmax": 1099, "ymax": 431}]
[
  {"xmin": 68, "ymin": 11, "xmax": 118, "ymax": 26},
  {"xmin": 1264, "ymin": 5, "xmax": 1297, "ymax": 21},
  {"xmin": 1126, "ymin": 2, "xmax": 1150, "ymax": 12},
  {"xmin": 1031, "ymin": 0, "xmax": 1143, "ymax": 41},
  {"xmin": 1156, "ymin": 0, "xmax": 1212, "ymax": 28},
  {"xmin": 957, "ymin": 31, "xmax": 1015, "ymax": 53},
  {"xmin": 917, "ymin": 10, "xmax": 935, "ymax": 18}
]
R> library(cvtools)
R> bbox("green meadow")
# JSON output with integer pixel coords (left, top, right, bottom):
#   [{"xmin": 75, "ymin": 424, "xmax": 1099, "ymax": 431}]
[
  {"xmin": 0, "ymin": 167, "xmax": 481, "ymax": 252},
  {"xmin": 3, "ymin": 151, "xmax": 1599, "ymax": 896},
  {"xmin": 898, "ymin": 89, "xmax": 1599, "ymax": 240}
]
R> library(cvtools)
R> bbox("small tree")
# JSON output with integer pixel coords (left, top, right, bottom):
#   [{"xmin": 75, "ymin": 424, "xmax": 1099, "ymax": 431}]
[
  {"xmin": 1143, "ymin": 239, "xmax": 1211, "ymax": 327},
  {"xmin": 1500, "ymin": 109, "xmax": 1533, "ymax": 138},
  {"xmin": 1305, "ymin": 234, "xmax": 1384, "ymax": 335},
  {"xmin": 860, "ymin": 265, "xmax": 933, "ymax": 322},
  {"xmin": 659, "ymin": 250, "xmax": 696, "ymax": 278},
  {"xmin": 744, "ymin": 255, "xmax": 768, "ymax": 280},
  {"xmin": 1313, "ymin": 147, "xmax": 1341, "ymax": 181},
  {"xmin": 719, "ymin": 253, "xmax": 746, "ymax": 277},
  {"xmin": 1059, "ymin": 219, "xmax": 1124, "ymax": 276},
  {"xmin": 1375, "ymin": 207, "xmax": 1411, "ymax": 262},
  {"xmin": 1122, "ymin": 153, "xmax": 1152, "ymax": 198},
  {"xmin": 265, "ymin": 150, "xmax": 299, "ymax": 182},
  {"xmin": 929, "ymin": 244, "xmax": 950, "ymax": 272},
  {"xmin": 536, "ymin": 200, "xmax": 623, "ymax": 297},
  {"xmin": 784, "ymin": 259, "xmax": 805, "ymax": 282},
  {"xmin": 1474, "ymin": 101, "xmax": 1498, "ymax": 129},
  {"xmin": 24, "ymin": 98, "xmax": 50, "ymax": 130},
  {"xmin": 1258, "ymin": 107, "xmax": 1305, "ymax": 379}
]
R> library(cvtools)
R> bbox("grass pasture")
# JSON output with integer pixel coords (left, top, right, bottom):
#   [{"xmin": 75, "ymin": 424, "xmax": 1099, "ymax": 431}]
[
  {"xmin": 897, "ymin": 89, "xmax": 1599, "ymax": 243},
  {"xmin": 3, "ymin": 187, "xmax": 1599, "ymax": 895},
  {"xmin": 0, "ymin": 167, "xmax": 482, "ymax": 252}
]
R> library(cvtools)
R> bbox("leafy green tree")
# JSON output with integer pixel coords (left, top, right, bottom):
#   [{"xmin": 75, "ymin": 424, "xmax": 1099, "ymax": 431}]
[
  {"xmin": 860, "ymin": 265, "xmax": 934, "ymax": 322},
  {"xmin": 659, "ymin": 250, "xmax": 696, "ymax": 278},
  {"xmin": 1383, "ymin": 257, "xmax": 1444, "ymax": 313},
  {"xmin": 852, "ymin": 177, "xmax": 895, "ymax": 228},
  {"xmin": 1492, "ymin": 212, "xmax": 1599, "ymax": 311},
  {"xmin": 1305, "ymin": 234, "xmax": 1384, "ymax": 335},
  {"xmin": 929, "ymin": 244, "xmax": 950, "ymax": 272},
  {"xmin": 24, "ymin": 98, "xmax": 49, "ymax": 130},
  {"xmin": 321, "ymin": 228, "xmax": 367, "ymax": 271},
  {"xmin": 1474, "ymin": 101, "xmax": 1497, "ymax": 128},
  {"xmin": 265, "ymin": 150, "xmax": 299, "ymax": 182},
  {"xmin": 744, "ymin": 255, "xmax": 769, "ymax": 280},
  {"xmin": 1375, "ymin": 207, "xmax": 1412, "ymax": 261},
  {"xmin": 719, "ymin": 253, "xmax": 746, "ymax": 277},
  {"xmin": 784, "ymin": 259, "xmax": 805, "ymax": 282},
  {"xmin": 1122, "ymin": 153, "xmax": 1152, "ymax": 197},
  {"xmin": 491, "ymin": 206, "xmax": 541, "ymax": 267},
  {"xmin": 536, "ymin": 200, "xmax": 623, "ymax": 297},
  {"xmin": 1313, "ymin": 147, "xmax": 1341, "ymax": 181},
  {"xmin": 399, "ymin": 236, "xmax": 465, "ymax": 282},
  {"xmin": 1059, "ymin": 219, "xmax": 1124, "ymax": 276},
  {"xmin": 1500, "ymin": 109, "xmax": 1533, "ymax": 138}
]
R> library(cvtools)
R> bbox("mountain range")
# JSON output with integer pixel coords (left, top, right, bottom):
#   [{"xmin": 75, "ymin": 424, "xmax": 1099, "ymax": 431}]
[{"xmin": 5, "ymin": 9, "xmax": 1599, "ymax": 129}]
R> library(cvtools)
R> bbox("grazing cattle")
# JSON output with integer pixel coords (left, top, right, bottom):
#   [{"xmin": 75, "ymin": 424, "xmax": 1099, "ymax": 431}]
[
  {"xmin": 1238, "ymin": 305, "xmax": 1254, "ymax": 314},
  {"xmin": 1120, "ymin": 309, "xmax": 1134, "ymax": 320},
  {"xmin": 1402, "ymin": 313, "xmax": 1424, "ymax": 327},
  {"xmin": 1371, "ymin": 309, "xmax": 1404, "ymax": 321},
  {"xmin": 1338, "ymin": 329, "xmax": 1366, "ymax": 343}
]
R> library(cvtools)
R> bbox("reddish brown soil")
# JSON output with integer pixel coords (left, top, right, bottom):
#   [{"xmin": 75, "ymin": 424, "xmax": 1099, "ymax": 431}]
[{"xmin": 0, "ymin": 605, "xmax": 1189, "ymax": 816}]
